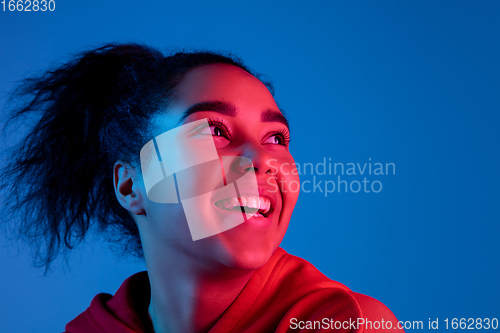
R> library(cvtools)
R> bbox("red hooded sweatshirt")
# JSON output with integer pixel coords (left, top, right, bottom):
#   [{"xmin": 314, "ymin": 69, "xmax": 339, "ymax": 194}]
[{"xmin": 65, "ymin": 247, "xmax": 403, "ymax": 332}]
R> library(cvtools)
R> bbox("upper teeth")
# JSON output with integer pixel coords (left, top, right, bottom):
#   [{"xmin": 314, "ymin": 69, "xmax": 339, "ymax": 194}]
[{"xmin": 217, "ymin": 195, "xmax": 271, "ymax": 214}]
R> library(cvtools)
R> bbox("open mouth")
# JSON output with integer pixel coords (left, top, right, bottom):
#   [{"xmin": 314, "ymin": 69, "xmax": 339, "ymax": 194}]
[{"xmin": 213, "ymin": 195, "xmax": 272, "ymax": 218}]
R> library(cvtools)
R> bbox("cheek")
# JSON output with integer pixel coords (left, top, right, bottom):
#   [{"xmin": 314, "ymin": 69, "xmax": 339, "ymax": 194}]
[
  {"xmin": 144, "ymin": 201, "xmax": 192, "ymax": 242},
  {"xmin": 273, "ymin": 156, "xmax": 300, "ymax": 205}
]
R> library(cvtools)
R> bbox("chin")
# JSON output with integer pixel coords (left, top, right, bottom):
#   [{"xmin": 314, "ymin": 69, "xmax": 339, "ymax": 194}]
[
  {"xmin": 224, "ymin": 246, "xmax": 275, "ymax": 270},
  {"xmin": 215, "ymin": 224, "xmax": 284, "ymax": 270}
]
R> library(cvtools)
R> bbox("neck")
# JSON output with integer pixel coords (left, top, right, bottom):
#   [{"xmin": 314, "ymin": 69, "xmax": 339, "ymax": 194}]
[{"xmin": 146, "ymin": 248, "xmax": 254, "ymax": 333}]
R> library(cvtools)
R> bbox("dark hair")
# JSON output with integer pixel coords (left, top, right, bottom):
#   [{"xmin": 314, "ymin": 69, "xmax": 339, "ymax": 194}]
[{"xmin": 0, "ymin": 43, "xmax": 273, "ymax": 272}]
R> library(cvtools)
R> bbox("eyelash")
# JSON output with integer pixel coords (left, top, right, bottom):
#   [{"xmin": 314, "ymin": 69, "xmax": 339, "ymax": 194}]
[
  {"xmin": 207, "ymin": 117, "xmax": 231, "ymax": 140},
  {"xmin": 269, "ymin": 128, "xmax": 291, "ymax": 146},
  {"xmin": 206, "ymin": 117, "xmax": 291, "ymax": 146}
]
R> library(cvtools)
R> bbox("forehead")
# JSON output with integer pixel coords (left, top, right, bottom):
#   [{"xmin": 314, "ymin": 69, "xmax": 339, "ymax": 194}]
[
  {"xmin": 153, "ymin": 64, "xmax": 280, "ymax": 134},
  {"xmin": 172, "ymin": 64, "xmax": 278, "ymax": 112}
]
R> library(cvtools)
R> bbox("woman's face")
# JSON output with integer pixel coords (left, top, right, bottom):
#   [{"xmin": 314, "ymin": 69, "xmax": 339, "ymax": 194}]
[{"xmin": 136, "ymin": 64, "xmax": 300, "ymax": 271}]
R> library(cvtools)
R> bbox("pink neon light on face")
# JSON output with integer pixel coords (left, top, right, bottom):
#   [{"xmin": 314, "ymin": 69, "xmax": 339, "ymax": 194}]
[{"xmin": 139, "ymin": 64, "xmax": 300, "ymax": 270}]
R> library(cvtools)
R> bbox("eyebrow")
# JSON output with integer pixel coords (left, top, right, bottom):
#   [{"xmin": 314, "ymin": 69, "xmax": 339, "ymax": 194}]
[
  {"xmin": 261, "ymin": 109, "xmax": 290, "ymax": 130},
  {"xmin": 178, "ymin": 101, "xmax": 237, "ymax": 124},
  {"xmin": 178, "ymin": 100, "xmax": 290, "ymax": 130}
]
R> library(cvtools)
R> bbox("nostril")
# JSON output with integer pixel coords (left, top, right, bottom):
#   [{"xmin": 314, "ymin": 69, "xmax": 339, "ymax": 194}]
[{"xmin": 244, "ymin": 166, "xmax": 258, "ymax": 173}]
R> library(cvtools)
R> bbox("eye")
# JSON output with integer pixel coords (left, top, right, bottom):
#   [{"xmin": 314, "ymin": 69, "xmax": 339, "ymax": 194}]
[
  {"xmin": 211, "ymin": 126, "xmax": 226, "ymax": 137},
  {"xmin": 197, "ymin": 118, "xmax": 230, "ymax": 140},
  {"xmin": 264, "ymin": 135, "xmax": 284, "ymax": 145},
  {"xmin": 263, "ymin": 129, "xmax": 291, "ymax": 146},
  {"xmin": 200, "ymin": 125, "xmax": 226, "ymax": 137}
]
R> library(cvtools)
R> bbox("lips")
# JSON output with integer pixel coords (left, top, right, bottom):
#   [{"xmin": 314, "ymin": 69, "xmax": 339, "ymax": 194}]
[{"xmin": 214, "ymin": 195, "xmax": 272, "ymax": 218}]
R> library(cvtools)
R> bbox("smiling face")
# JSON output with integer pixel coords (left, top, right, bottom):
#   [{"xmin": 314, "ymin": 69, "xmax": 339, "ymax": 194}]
[{"xmin": 136, "ymin": 64, "xmax": 300, "ymax": 271}]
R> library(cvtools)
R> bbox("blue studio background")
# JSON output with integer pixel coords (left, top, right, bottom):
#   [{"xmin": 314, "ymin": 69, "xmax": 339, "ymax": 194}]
[{"xmin": 1, "ymin": 1, "xmax": 499, "ymax": 332}]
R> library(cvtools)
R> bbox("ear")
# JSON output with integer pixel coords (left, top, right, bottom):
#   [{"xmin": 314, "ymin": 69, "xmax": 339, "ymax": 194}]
[{"xmin": 113, "ymin": 161, "xmax": 146, "ymax": 216}]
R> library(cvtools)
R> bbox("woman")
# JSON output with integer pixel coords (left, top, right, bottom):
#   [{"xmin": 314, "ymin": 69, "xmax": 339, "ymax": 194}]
[{"xmin": 0, "ymin": 43, "xmax": 402, "ymax": 332}]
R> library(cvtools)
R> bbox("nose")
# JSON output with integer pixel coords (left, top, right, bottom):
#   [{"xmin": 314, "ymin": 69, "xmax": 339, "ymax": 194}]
[{"xmin": 233, "ymin": 143, "xmax": 276, "ymax": 175}]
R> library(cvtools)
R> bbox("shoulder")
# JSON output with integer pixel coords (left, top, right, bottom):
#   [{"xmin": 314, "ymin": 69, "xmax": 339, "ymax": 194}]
[
  {"xmin": 64, "ymin": 271, "xmax": 151, "ymax": 333},
  {"xmin": 348, "ymin": 292, "xmax": 404, "ymax": 332},
  {"xmin": 349, "ymin": 292, "xmax": 400, "ymax": 320},
  {"xmin": 271, "ymin": 247, "xmax": 351, "ymax": 292},
  {"xmin": 270, "ymin": 248, "xmax": 403, "ymax": 332},
  {"xmin": 64, "ymin": 293, "xmax": 114, "ymax": 333}
]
